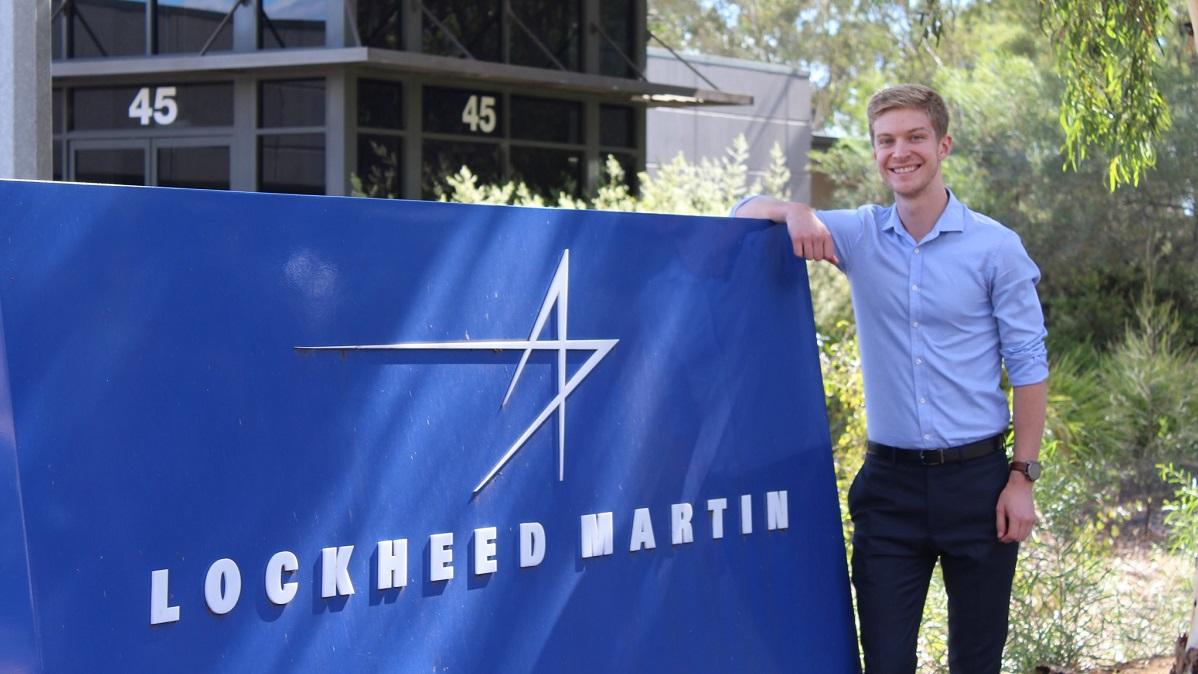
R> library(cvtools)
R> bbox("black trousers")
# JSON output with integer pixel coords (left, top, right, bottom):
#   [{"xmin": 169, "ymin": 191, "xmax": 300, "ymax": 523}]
[{"xmin": 848, "ymin": 449, "xmax": 1019, "ymax": 674}]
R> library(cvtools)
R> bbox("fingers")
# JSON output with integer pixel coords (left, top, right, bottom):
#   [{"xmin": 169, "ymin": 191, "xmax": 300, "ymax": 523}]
[
  {"xmin": 995, "ymin": 502, "xmax": 1007, "ymax": 541},
  {"xmin": 785, "ymin": 204, "xmax": 838, "ymax": 264},
  {"xmin": 996, "ymin": 505, "xmax": 1036, "ymax": 543}
]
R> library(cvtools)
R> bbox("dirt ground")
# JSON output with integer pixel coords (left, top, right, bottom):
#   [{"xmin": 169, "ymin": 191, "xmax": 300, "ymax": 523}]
[{"xmin": 1089, "ymin": 656, "xmax": 1172, "ymax": 673}]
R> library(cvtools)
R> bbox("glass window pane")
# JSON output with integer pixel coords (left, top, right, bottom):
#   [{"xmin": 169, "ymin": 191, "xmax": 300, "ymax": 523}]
[
  {"xmin": 357, "ymin": 0, "xmax": 403, "ymax": 50},
  {"xmin": 509, "ymin": 0, "xmax": 580, "ymax": 71},
  {"xmin": 357, "ymin": 79, "xmax": 403, "ymax": 130},
  {"xmin": 599, "ymin": 0, "xmax": 635, "ymax": 78},
  {"xmin": 356, "ymin": 134, "xmax": 402, "ymax": 198},
  {"xmin": 53, "ymin": 89, "xmax": 64, "ymax": 134},
  {"xmin": 423, "ymin": 87, "xmax": 502, "ymax": 137},
  {"xmin": 53, "ymin": 140, "xmax": 63, "ymax": 181},
  {"xmin": 260, "ymin": 0, "xmax": 326, "ymax": 49},
  {"xmin": 259, "ymin": 133, "xmax": 325, "ymax": 194},
  {"xmin": 71, "ymin": 83, "xmax": 234, "ymax": 131},
  {"xmin": 510, "ymin": 147, "xmax": 582, "ymax": 198},
  {"xmin": 421, "ymin": 1, "xmax": 500, "ymax": 62},
  {"xmin": 421, "ymin": 139, "xmax": 500, "ymax": 199},
  {"xmin": 72, "ymin": 0, "xmax": 147, "ymax": 58},
  {"xmin": 75, "ymin": 148, "xmax": 146, "ymax": 185},
  {"xmin": 158, "ymin": 0, "xmax": 236, "ymax": 54},
  {"xmin": 259, "ymin": 79, "xmax": 325, "ymax": 128},
  {"xmin": 157, "ymin": 146, "xmax": 230, "ymax": 190},
  {"xmin": 52, "ymin": 9, "xmax": 65, "ymax": 60},
  {"xmin": 600, "ymin": 105, "xmax": 636, "ymax": 148},
  {"xmin": 511, "ymin": 96, "xmax": 581, "ymax": 144}
]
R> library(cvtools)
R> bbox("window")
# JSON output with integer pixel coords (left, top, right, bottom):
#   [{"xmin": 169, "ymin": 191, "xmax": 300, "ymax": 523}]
[
  {"xmin": 357, "ymin": 0, "xmax": 403, "ymax": 50},
  {"xmin": 421, "ymin": 139, "xmax": 500, "ymax": 199},
  {"xmin": 157, "ymin": 0, "xmax": 236, "ymax": 54},
  {"xmin": 421, "ymin": 1, "xmax": 500, "ymax": 62},
  {"xmin": 510, "ymin": 147, "xmax": 581, "ymax": 198},
  {"xmin": 357, "ymin": 135, "xmax": 402, "ymax": 197},
  {"xmin": 75, "ymin": 147, "xmax": 145, "ymax": 185},
  {"xmin": 259, "ymin": 79, "xmax": 325, "ymax": 128},
  {"xmin": 357, "ymin": 79, "xmax": 404, "ymax": 198},
  {"xmin": 260, "ymin": 0, "xmax": 325, "ymax": 49},
  {"xmin": 259, "ymin": 134, "xmax": 325, "ymax": 194},
  {"xmin": 511, "ymin": 97, "xmax": 581, "ymax": 144},
  {"xmin": 599, "ymin": 0, "xmax": 637, "ymax": 78},
  {"xmin": 599, "ymin": 105, "xmax": 636, "ymax": 148},
  {"xmin": 358, "ymin": 79, "xmax": 404, "ymax": 130},
  {"xmin": 508, "ymin": 0, "xmax": 581, "ymax": 71},
  {"xmin": 70, "ymin": 0, "xmax": 148, "ymax": 58},
  {"xmin": 258, "ymin": 78, "xmax": 326, "ymax": 194},
  {"xmin": 158, "ymin": 146, "xmax": 231, "ymax": 190}
]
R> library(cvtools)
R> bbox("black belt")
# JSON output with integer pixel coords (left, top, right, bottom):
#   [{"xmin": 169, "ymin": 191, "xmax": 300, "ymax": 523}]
[{"xmin": 866, "ymin": 434, "xmax": 1004, "ymax": 466}]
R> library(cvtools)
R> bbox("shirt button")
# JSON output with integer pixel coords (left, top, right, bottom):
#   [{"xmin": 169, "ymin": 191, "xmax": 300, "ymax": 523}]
[
  {"xmin": 912, "ymin": 321, "xmax": 920, "ymax": 328},
  {"xmin": 911, "ymin": 284, "xmax": 919, "ymax": 292},
  {"xmin": 913, "ymin": 248, "xmax": 920, "ymax": 254},
  {"xmin": 915, "ymin": 358, "xmax": 923, "ymax": 365},
  {"xmin": 923, "ymin": 434, "xmax": 932, "ymax": 440},
  {"xmin": 919, "ymin": 397, "xmax": 927, "ymax": 404}
]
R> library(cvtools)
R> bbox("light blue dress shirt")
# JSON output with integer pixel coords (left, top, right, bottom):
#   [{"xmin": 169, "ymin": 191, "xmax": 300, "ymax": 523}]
[{"xmin": 735, "ymin": 191, "xmax": 1049, "ymax": 449}]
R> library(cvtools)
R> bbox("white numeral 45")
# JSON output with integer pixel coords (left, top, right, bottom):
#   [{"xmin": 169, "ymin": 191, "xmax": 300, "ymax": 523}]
[
  {"xmin": 128, "ymin": 86, "xmax": 179, "ymax": 126},
  {"xmin": 461, "ymin": 94, "xmax": 497, "ymax": 133}
]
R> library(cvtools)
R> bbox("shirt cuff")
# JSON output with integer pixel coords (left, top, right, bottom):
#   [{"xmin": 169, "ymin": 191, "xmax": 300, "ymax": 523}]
[
  {"xmin": 729, "ymin": 194, "xmax": 761, "ymax": 218},
  {"xmin": 1005, "ymin": 354, "xmax": 1049, "ymax": 387}
]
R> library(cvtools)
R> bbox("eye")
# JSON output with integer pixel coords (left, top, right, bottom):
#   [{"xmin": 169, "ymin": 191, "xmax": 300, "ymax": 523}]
[{"xmin": 911, "ymin": 134, "xmax": 927, "ymax": 142}]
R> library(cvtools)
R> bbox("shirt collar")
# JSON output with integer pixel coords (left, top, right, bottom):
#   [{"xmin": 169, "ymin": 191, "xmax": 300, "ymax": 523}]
[{"xmin": 881, "ymin": 188, "xmax": 967, "ymax": 241}]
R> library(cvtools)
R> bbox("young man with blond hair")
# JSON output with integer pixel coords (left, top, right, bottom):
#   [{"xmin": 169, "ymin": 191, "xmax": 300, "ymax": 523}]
[{"xmin": 734, "ymin": 84, "xmax": 1047, "ymax": 674}]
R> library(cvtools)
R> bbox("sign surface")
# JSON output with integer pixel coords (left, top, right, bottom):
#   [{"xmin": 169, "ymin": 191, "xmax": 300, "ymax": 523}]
[{"xmin": 0, "ymin": 181, "xmax": 858, "ymax": 673}]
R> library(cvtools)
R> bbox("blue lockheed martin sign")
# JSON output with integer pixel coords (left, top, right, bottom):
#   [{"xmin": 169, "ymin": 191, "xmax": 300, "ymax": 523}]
[{"xmin": 0, "ymin": 180, "xmax": 857, "ymax": 673}]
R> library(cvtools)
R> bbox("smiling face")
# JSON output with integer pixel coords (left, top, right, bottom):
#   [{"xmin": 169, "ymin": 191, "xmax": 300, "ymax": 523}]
[{"xmin": 871, "ymin": 107, "xmax": 952, "ymax": 200}]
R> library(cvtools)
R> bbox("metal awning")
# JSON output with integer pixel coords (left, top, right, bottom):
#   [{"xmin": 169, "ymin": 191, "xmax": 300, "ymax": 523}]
[{"xmin": 51, "ymin": 47, "xmax": 752, "ymax": 107}]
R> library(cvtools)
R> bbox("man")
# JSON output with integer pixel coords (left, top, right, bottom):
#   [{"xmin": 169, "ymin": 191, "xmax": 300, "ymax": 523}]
[{"xmin": 733, "ymin": 84, "xmax": 1047, "ymax": 674}]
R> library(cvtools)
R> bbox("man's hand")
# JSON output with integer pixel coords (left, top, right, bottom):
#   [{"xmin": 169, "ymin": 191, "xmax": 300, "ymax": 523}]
[
  {"xmin": 733, "ymin": 196, "xmax": 839, "ymax": 265},
  {"xmin": 996, "ymin": 473, "xmax": 1036, "ymax": 543},
  {"xmin": 784, "ymin": 202, "xmax": 839, "ymax": 265}
]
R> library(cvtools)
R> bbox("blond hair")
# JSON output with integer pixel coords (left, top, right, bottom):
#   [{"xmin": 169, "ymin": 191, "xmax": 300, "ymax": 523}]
[{"xmin": 867, "ymin": 84, "xmax": 949, "ymax": 141}]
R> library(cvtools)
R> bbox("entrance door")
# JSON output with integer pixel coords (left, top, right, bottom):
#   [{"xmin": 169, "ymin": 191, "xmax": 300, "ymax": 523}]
[{"xmin": 70, "ymin": 137, "xmax": 232, "ymax": 190}]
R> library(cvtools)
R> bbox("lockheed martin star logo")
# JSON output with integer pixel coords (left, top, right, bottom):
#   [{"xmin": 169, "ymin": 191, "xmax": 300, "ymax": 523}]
[{"xmin": 296, "ymin": 250, "xmax": 618, "ymax": 494}]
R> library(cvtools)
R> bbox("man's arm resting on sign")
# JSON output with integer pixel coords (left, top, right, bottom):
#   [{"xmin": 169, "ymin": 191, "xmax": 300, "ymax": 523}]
[
  {"xmin": 734, "ymin": 196, "xmax": 839, "ymax": 265},
  {"xmin": 996, "ymin": 380, "xmax": 1047, "ymax": 543}
]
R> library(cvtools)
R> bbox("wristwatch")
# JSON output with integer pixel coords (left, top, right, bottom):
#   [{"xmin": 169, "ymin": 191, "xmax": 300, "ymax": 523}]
[{"xmin": 1010, "ymin": 460, "xmax": 1042, "ymax": 482}]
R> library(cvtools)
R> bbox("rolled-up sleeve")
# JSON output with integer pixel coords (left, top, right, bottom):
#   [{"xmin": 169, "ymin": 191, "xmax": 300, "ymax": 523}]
[
  {"xmin": 991, "ymin": 232, "xmax": 1049, "ymax": 386},
  {"xmin": 729, "ymin": 194, "xmax": 761, "ymax": 217}
]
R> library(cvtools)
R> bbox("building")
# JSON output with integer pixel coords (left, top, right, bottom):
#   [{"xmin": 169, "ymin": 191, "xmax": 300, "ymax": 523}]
[
  {"xmin": 646, "ymin": 47, "xmax": 814, "ymax": 203},
  {"xmin": 47, "ymin": 0, "xmax": 749, "ymax": 199}
]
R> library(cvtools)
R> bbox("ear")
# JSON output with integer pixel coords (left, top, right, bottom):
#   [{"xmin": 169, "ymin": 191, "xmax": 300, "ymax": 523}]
[{"xmin": 938, "ymin": 133, "xmax": 953, "ymax": 159}]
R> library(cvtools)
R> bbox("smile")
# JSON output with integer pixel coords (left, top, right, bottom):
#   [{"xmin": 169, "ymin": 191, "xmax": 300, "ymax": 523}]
[{"xmin": 890, "ymin": 165, "xmax": 920, "ymax": 174}]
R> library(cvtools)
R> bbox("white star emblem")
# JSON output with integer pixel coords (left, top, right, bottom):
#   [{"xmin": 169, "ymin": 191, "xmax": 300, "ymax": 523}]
[{"xmin": 296, "ymin": 250, "xmax": 618, "ymax": 494}]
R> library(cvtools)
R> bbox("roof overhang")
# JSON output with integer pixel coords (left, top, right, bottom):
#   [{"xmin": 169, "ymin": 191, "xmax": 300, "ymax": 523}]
[{"xmin": 51, "ymin": 47, "xmax": 752, "ymax": 107}]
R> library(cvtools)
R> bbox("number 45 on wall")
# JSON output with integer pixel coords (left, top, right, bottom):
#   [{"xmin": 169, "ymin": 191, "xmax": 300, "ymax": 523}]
[
  {"xmin": 128, "ymin": 87, "xmax": 179, "ymax": 126},
  {"xmin": 461, "ymin": 94, "xmax": 497, "ymax": 134}
]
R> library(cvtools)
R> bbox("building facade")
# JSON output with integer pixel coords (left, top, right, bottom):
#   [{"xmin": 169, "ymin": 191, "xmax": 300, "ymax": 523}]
[
  {"xmin": 646, "ymin": 48, "xmax": 813, "ymax": 203},
  {"xmin": 49, "ymin": 0, "xmax": 747, "ymax": 199}
]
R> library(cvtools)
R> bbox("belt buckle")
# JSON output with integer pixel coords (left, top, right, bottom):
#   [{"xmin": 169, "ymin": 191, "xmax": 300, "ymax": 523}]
[{"xmin": 920, "ymin": 449, "xmax": 945, "ymax": 466}]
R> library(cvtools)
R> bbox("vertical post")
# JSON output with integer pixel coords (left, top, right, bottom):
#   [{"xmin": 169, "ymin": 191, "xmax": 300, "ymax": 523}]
[{"xmin": 1, "ymin": 0, "xmax": 52, "ymax": 180}]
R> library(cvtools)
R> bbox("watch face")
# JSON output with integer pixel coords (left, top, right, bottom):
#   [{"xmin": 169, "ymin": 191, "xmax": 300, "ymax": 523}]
[{"xmin": 1026, "ymin": 461, "xmax": 1042, "ymax": 481}]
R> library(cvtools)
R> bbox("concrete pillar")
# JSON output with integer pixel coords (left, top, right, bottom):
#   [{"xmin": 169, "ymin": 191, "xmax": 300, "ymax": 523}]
[{"xmin": 1, "ymin": 0, "xmax": 52, "ymax": 180}]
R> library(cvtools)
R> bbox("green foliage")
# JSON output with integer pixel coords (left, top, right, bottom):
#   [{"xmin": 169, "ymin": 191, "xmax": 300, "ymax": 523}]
[
  {"xmin": 1037, "ymin": 0, "xmax": 1174, "ymax": 190},
  {"xmin": 398, "ymin": 135, "xmax": 792, "ymax": 218},
  {"xmin": 1160, "ymin": 463, "xmax": 1198, "ymax": 556}
]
